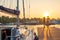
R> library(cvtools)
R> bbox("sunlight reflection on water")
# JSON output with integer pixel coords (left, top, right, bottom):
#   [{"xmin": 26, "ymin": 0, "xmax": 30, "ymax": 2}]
[{"xmin": 0, "ymin": 25, "xmax": 60, "ymax": 40}]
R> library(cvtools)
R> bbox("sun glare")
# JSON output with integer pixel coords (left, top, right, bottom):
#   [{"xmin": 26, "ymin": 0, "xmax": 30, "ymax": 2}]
[{"xmin": 44, "ymin": 11, "xmax": 49, "ymax": 17}]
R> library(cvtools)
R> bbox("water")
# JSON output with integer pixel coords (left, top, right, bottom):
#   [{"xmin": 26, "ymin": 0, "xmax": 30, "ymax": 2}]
[
  {"xmin": 0, "ymin": 25, "xmax": 60, "ymax": 40},
  {"xmin": 0, "ymin": 25, "xmax": 60, "ymax": 34}
]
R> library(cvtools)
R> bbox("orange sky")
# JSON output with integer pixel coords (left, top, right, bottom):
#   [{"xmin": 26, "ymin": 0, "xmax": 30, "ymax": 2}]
[{"xmin": 0, "ymin": 0, "xmax": 60, "ymax": 18}]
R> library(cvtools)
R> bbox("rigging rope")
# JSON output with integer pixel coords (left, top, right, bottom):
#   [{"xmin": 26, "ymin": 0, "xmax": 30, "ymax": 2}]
[{"xmin": 29, "ymin": 0, "xmax": 30, "ymax": 19}]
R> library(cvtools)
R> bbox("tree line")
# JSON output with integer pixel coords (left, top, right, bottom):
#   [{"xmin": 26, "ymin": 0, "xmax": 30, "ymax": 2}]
[
  {"xmin": 0, "ymin": 16, "xmax": 18, "ymax": 24},
  {"xmin": 0, "ymin": 16, "xmax": 60, "ymax": 24},
  {"xmin": 0, "ymin": 16, "xmax": 42, "ymax": 24}
]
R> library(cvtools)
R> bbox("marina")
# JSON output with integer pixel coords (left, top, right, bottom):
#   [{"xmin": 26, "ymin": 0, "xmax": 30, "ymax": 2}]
[{"xmin": 0, "ymin": 0, "xmax": 60, "ymax": 40}]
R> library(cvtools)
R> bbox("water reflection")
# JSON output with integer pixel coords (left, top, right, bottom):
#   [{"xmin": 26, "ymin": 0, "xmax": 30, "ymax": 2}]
[
  {"xmin": 43, "ymin": 26, "xmax": 48, "ymax": 40},
  {"xmin": 0, "ymin": 25, "xmax": 60, "ymax": 40},
  {"xmin": 43, "ymin": 26, "xmax": 53, "ymax": 40}
]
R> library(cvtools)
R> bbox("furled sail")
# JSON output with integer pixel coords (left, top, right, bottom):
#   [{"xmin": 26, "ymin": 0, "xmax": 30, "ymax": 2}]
[{"xmin": 0, "ymin": 6, "xmax": 20, "ymax": 15}]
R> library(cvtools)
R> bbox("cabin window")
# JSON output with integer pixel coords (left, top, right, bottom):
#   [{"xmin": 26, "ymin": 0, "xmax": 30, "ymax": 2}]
[{"xmin": 1, "ymin": 29, "xmax": 11, "ymax": 40}]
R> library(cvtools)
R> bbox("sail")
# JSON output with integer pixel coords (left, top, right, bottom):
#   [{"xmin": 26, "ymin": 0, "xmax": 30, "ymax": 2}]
[{"xmin": 0, "ymin": 6, "xmax": 20, "ymax": 15}]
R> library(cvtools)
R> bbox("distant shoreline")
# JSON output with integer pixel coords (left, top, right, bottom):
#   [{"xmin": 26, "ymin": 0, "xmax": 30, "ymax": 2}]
[{"xmin": 0, "ymin": 23, "xmax": 41, "ymax": 25}]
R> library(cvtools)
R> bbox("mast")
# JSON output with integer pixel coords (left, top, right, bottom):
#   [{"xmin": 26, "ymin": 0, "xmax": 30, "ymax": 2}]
[
  {"xmin": 17, "ymin": 0, "xmax": 19, "ymax": 10},
  {"xmin": 22, "ymin": 0, "xmax": 25, "ymax": 24},
  {"xmin": 16, "ymin": 0, "xmax": 20, "ymax": 27},
  {"xmin": 22, "ymin": 0, "xmax": 25, "ymax": 19}
]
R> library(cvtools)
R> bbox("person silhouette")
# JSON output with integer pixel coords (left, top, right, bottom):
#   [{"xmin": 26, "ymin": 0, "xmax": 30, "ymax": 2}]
[{"xmin": 34, "ymin": 33, "xmax": 38, "ymax": 40}]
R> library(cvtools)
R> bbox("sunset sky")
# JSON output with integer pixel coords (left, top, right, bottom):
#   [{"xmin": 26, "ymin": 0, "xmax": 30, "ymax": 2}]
[{"xmin": 0, "ymin": 0, "xmax": 60, "ymax": 18}]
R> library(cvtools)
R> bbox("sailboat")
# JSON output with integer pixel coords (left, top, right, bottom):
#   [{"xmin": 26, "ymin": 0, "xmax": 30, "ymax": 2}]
[
  {"xmin": 0, "ymin": 0, "xmax": 34, "ymax": 40},
  {"xmin": 0, "ymin": 0, "xmax": 21, "ymax": 40}
]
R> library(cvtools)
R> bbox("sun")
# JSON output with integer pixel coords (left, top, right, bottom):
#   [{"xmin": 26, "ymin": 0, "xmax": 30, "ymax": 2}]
[{"xmin": 44, "ymin": 11, "xmax": 49, "ymax": 17}]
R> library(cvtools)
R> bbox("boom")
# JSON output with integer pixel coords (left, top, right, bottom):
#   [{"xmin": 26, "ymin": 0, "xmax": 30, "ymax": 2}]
[{"xmin": 0, "ymin": 6, "xmax": 20, "ymax": 15}]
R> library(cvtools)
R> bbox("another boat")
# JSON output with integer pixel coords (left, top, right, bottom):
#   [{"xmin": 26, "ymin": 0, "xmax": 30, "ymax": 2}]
[{"xmin": 0, "ymin": 0, "xmax": 21, "ymax": 40}]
